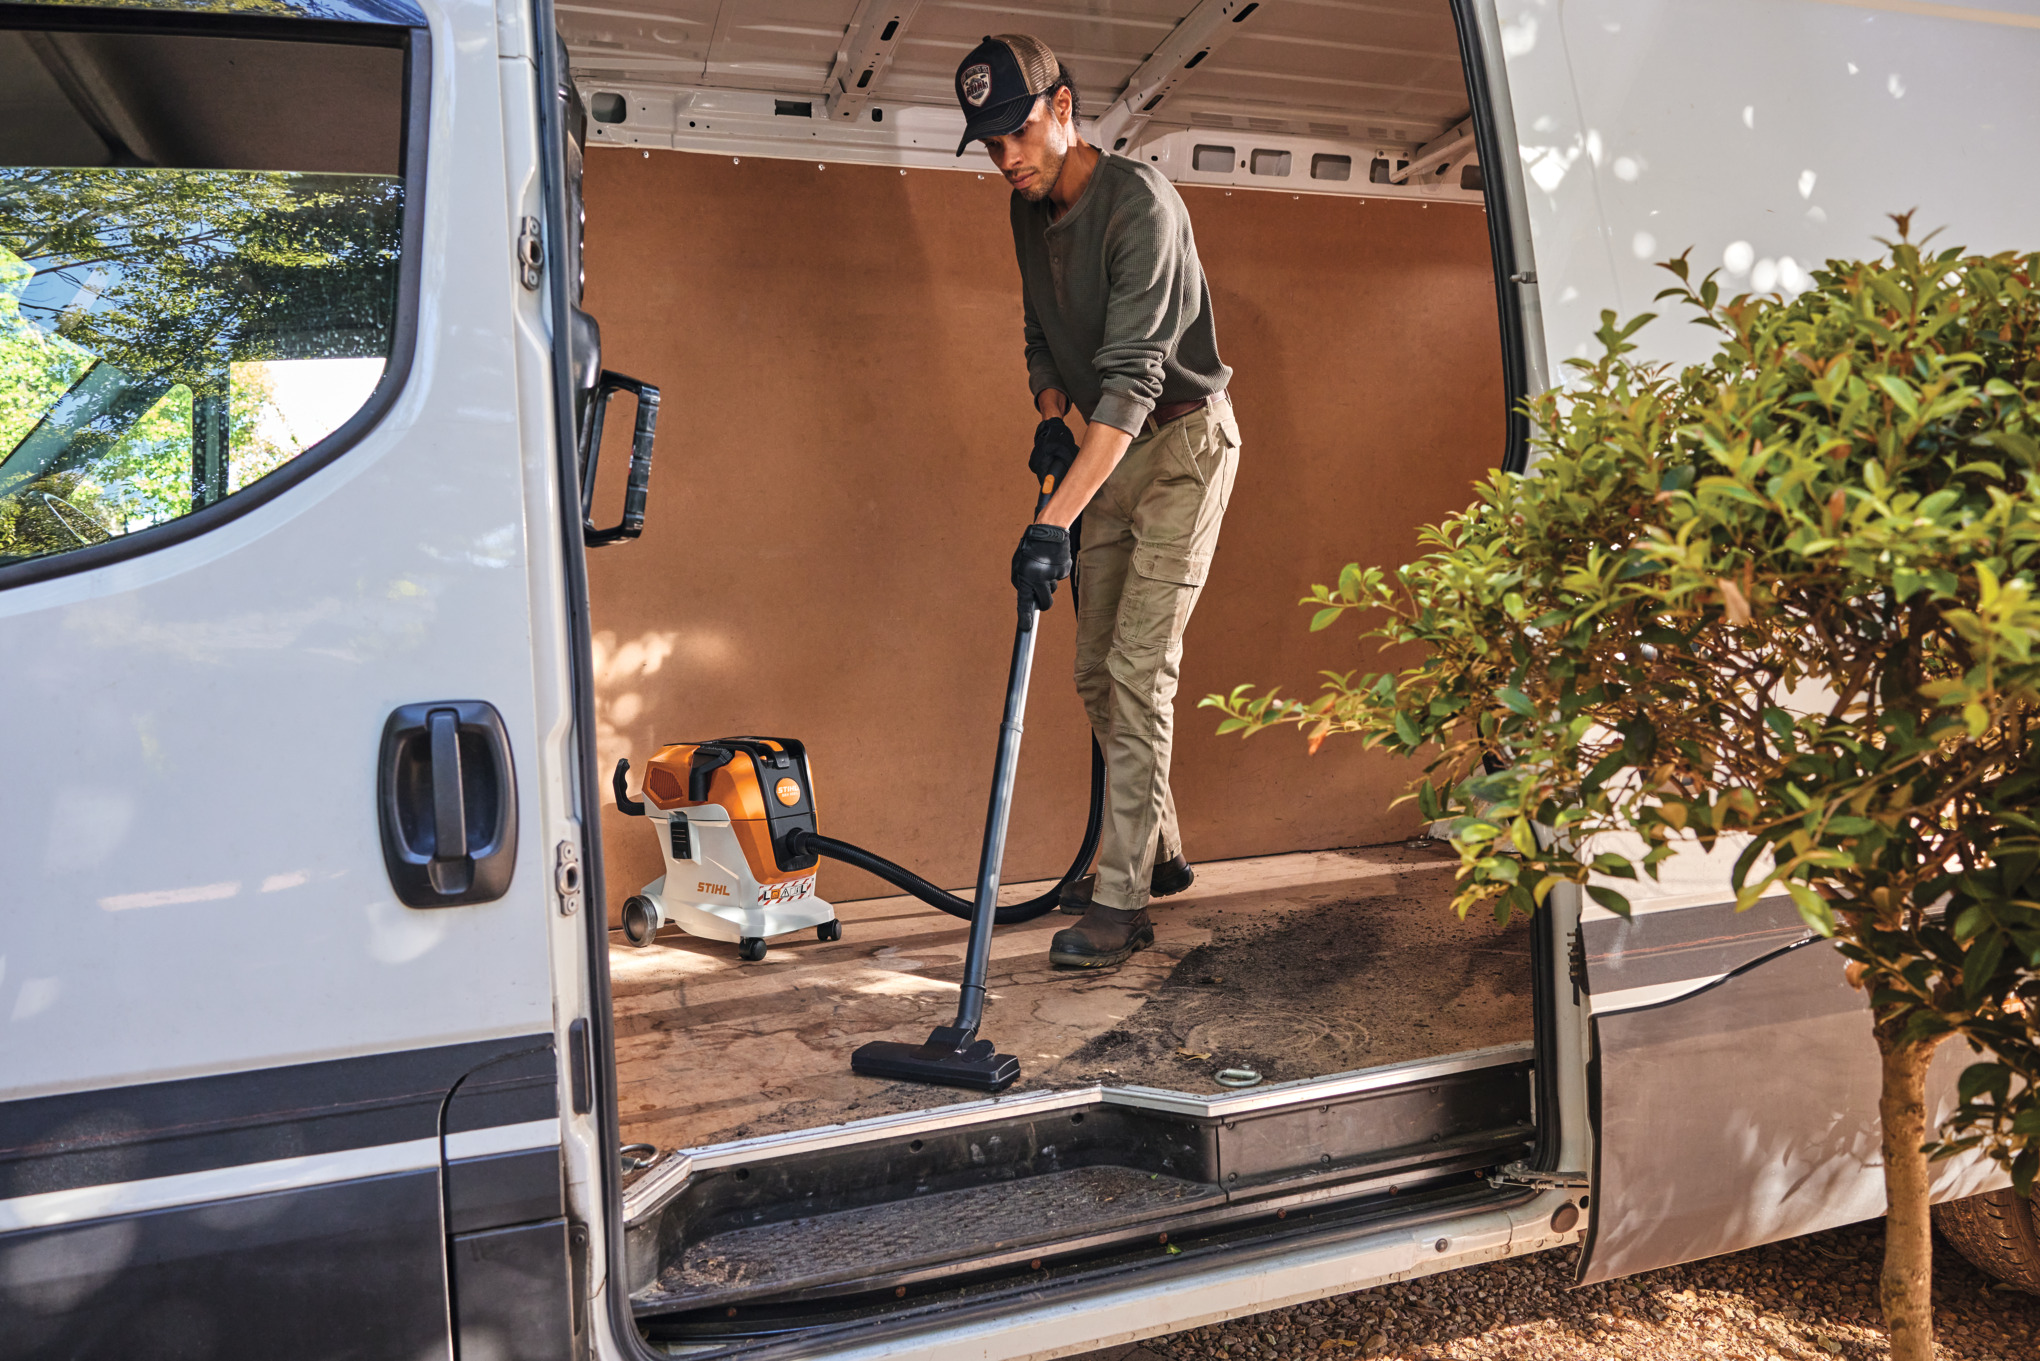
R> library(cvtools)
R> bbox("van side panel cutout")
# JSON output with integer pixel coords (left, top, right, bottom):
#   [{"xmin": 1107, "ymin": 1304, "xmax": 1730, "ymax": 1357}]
[{"xmin": 1581, "ymin": 932, "xmax": 2004, "ymax": 1283}]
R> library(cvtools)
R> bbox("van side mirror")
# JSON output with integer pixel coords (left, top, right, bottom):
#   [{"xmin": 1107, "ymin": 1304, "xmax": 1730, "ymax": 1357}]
[{"xmin": 579, "ymin": 370, "xmax": 661, "ymax": 547}]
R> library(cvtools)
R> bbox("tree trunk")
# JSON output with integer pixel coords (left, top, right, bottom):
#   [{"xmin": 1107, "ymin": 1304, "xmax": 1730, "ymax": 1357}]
[{"xmin": 1877, "ymin": 1030, "xmax": 1941, "ymax": 1361}]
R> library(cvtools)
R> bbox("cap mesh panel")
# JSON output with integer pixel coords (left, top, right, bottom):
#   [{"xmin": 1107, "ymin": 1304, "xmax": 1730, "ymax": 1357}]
[{"xmin": 993, "ymin": 33, "xmax": 1059, "ymax": 95}]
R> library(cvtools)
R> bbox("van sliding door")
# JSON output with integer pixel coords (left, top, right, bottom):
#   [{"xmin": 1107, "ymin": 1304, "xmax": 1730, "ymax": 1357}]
[{"xmin": 1492, "ymin": 0, "xmax": 2040, "ymax": 1280}]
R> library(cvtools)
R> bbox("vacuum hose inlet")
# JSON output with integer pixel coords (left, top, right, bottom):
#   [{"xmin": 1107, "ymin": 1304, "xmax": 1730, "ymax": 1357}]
[{"xmin": 785, "ymin": 734, "xmax": 1103, "ymax": 926}]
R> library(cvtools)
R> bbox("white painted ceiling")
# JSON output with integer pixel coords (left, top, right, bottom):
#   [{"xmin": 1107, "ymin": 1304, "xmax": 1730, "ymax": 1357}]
[{"xmin": 560, "ymin": 0, "xmax": 1470, "ymax": 149}]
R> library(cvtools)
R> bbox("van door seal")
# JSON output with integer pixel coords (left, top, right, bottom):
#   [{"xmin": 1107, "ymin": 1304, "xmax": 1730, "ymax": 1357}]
[{"xmin": 1449, "ymin": 0, "xmax": 1564, "ymax": 1181}]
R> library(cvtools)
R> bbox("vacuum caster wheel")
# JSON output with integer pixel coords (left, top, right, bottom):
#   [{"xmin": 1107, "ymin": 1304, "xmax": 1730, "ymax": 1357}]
[
  {"xmin": 817, "ymin": 921, "xmax": 842, "ymax": 943},
  {"xmin": 620, "ymin": 896, "xmax": 661, "ymax": 949},
  {"xmin": 738, "ymin": 937, "xmax": 768, "ymax": 962}
]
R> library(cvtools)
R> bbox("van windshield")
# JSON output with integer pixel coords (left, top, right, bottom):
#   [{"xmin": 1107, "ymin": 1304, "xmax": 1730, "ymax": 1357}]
[{"xmin": 0, "ymin": 167, "xmax": 401, "ymax": 562}]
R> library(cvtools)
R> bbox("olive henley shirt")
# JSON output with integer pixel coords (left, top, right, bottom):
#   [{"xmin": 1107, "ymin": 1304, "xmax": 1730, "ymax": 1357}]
[{"xmin": 1011, "ymin": 152, "xmax": 1231, "ymax": 436}]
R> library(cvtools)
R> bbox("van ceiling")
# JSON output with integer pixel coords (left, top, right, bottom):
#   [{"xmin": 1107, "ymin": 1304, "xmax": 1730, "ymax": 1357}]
[{"xmin": 559, "ymin": 0, "xmax": 1470, "ymax": 150}]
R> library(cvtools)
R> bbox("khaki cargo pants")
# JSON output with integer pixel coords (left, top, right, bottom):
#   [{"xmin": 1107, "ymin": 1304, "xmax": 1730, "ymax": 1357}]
[{"xmin": 1075, "ymin": 395, "xmax": 1241, "ymax": 911}]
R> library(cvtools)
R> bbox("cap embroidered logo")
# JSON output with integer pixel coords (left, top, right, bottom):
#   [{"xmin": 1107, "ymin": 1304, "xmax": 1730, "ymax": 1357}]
[{"xmin": 962, "ymin": 63, "xmax": 993, "ymax": 108}]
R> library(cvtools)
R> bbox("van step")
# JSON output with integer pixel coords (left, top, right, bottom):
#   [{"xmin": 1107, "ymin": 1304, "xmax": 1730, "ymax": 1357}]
[
  {"xmin": 648, "ymin": 1165, "xmax": 1219, "ymax": 1308},
  {"xmin": 626, "ymin": 1044, "xmax": 1536, "ymax": 1319}
]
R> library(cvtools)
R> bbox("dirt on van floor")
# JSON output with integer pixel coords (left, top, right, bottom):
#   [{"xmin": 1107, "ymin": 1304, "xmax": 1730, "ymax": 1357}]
[
  {"xmin": 1039, "ymin": 866, "xmax": 1532, "ymax": 1092},
  {"xmin": 613, "ymin": 843, "xmax": 1533, "ymax": 1153},
  {"xmin": 1076, "ymin": 1219, "xmax": 2040, "ymax": 1361}
]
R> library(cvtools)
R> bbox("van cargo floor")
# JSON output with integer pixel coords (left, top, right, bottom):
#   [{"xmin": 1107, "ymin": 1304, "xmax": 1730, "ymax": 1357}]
[
  {"xmin": 612, "ymin": 843, "xmax": 1532, "ymax": 1152},
  {"xmin": 648, "ymin": 1164, "xmax": 1220, "ymax": 1308}
]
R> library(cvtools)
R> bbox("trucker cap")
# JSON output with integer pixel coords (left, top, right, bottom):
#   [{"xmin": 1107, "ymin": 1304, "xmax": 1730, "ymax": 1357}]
[{"xmin": 953, "ymin": 34, "xmax": 1061, "ymax": 155}]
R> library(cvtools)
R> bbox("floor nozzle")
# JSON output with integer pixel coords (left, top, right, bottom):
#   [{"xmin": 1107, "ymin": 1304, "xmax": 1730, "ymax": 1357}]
[{"xmin": 851, "ymin": 1027, "xmax": 1019, "ymax": 1092}]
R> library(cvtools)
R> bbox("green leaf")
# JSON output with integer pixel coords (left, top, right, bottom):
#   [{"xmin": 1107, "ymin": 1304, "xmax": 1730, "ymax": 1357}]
[
  {"xmin": 1309, "ymin": 606, "xmax": 1343, "ymax": 633},
  {"xmin": 1586, "ymin": 885, "xmax": 1632, "ymax": 917},
  {"xmin": 1589, "ymin": 853, "xmax": 1638, "ymax": 880},
  {"xmin": 1957, "ymin": 1062, "xmax": 2010, "ymax": 1104},
  {"xmin": 2013, "ymin": 1147, "xmax": 2039, "ymax": 1200},
  {"xmin": 1874, "ymin": 373, "xmax": 1921, "ymax": 416},
  {"xmin": 1417, "ymin": 780, "xmax": 1442, "ymax": 821},
  {"xmin": 1962, "ymin": 931, "xmax": 2007, "ymax": 1005},
  {"xmin": 1619, "ymin": 717, "xmax": 1658, "ymax": 763},
  {"xmin": 1393, "ymin": 711, "xmax": 1421, "ymax": 748},
  {"xmin": 1730, "ymin": 835, "xmax": 1769, "ymax": 892},
  {"xmin": 1786, "ymin": 883, "xmax": 1837, "ymax": 937},
  {"xmin": 1583, "ymin": 749, "xmax": 1629, "ymax": 794},
  {"xmin": 1497, "ymin": 686, "xmax": 1535, "ymax": 716}
]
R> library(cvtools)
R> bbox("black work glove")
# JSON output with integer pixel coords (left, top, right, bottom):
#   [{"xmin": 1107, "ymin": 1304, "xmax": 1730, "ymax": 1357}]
[
  {"xmin": 1012, "ymin": 523, "xmax": 1073, "ymax": 611},
  {"xmin": 1029, "ymin": 416, "xmax": 1080, "ymax": 484}
]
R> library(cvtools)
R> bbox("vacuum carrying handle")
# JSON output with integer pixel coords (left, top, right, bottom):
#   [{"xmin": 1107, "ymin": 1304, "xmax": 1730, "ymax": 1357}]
[
  {"xmin": 613, "ymin": 758, "xmax": 645, "ymax": 816},
  {"xmin": 582, "ymin": 370, "xmax": 662, "ymax": 548}
]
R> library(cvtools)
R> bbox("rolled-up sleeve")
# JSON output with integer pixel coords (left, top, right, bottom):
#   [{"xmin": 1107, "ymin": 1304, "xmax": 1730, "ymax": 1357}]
[{"xmin": 1088, "ymin": 195, "xmax": 1193, "ymax": 435}]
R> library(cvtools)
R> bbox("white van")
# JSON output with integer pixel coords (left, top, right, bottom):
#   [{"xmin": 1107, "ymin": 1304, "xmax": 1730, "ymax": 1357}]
[{"xmin": 4, "ymin": 1, "xmax": 2038, "ymax": 1357}]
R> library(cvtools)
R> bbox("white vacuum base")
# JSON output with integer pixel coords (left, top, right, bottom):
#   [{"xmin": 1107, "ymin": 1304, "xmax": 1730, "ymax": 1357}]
[{"xmin": 637, "ymin": 879, "xmax": 836, "ymax": 945}]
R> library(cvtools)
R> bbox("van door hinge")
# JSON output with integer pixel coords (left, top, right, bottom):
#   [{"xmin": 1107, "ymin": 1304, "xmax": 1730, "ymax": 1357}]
[
  {"xmin": 1487, "ymin": 1161, "xmax": 1588, "ymax": 1191},
  {"xmin": 554, "ymin": 839, "xmax": 582, "ymax": 915},
  {"xmin": 517, "ymin": 216, "xmax": 544, "ymax": 289}
]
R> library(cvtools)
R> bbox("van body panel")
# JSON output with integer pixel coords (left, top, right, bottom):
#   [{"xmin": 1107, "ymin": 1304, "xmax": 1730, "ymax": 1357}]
[
  {"xmin": 0, "ymin": 0, "xmax": 578, "ymax": 1348},
  {"xmin": 1500, "ymin": 0, "xmax": 2040, "ymax": 372},
  {"xmin": 0, "ymin": 1171, "xmax": 451, "ymax": 1361}
]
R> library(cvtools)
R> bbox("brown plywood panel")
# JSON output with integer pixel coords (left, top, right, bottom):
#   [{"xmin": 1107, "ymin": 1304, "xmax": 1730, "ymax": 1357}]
[{"xmin": 582, "ymin": 148, "xmax": 1502, "ymax": 922}]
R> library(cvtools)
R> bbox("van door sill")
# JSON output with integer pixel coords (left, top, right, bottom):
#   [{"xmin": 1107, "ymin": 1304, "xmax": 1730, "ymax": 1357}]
[{"xmin": 624, "ymin": 1043, "xmax": 1533, "ymax": 1318}]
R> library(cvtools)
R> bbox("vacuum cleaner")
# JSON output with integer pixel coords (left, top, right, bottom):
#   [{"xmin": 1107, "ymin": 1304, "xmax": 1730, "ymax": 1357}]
[
  {"xmin": 612, "ymin": 424, "xmax": 1101, "ymax": 1092},
  {"xmin": 611, "ymin": 737, "xmax": 838, "ymax": 961}
]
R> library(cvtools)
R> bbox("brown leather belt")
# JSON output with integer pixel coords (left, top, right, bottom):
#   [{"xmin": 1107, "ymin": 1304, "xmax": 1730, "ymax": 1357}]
[{"xmin": 1143, "ymin": 392, "xmax": 1224, "ymax": 433}]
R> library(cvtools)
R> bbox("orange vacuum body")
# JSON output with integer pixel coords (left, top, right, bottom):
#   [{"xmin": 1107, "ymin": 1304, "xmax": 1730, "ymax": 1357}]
[{"xmin": 620, "ymin": 736, "xmax": 839, "ymax": 960}]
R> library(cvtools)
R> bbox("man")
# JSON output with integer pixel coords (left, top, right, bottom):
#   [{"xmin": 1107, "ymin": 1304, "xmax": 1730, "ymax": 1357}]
[{"xmin": 956, "ymin": 35, "xmax": 1241, "ymax": 968}]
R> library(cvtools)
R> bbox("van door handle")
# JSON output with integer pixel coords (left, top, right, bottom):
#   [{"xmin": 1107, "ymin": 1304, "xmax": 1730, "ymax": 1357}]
[{"xmin": 378, "ymin": 701, "xmax": 519, "ymax": 907}]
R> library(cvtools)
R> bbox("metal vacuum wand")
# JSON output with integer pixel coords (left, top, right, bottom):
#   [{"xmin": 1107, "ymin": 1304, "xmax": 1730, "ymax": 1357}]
[
  {"xmin": 847, "ymin": 449, "xmax": 1075, "ymax": 1091},
  {"xmin": 954, "ymin": 590, "xmax": 1039, "ymax": 1036}
]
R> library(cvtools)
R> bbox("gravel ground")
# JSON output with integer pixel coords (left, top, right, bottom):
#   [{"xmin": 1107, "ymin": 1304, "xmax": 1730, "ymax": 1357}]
[{"xmin": 1077, "ymin": 1220, "xmax": 2039, "ymax": 1361}]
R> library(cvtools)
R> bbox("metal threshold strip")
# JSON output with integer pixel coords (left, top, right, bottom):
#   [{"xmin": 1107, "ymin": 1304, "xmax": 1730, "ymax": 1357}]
[{"xmin": 623, "ymin": 1043, "xmax": 1534, "ymax": 1321}]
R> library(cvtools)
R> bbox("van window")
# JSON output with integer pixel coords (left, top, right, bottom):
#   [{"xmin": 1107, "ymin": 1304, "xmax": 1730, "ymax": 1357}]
[{"xmin": 0, "ymin": 28, "xmax": 408, "ymax": 571}]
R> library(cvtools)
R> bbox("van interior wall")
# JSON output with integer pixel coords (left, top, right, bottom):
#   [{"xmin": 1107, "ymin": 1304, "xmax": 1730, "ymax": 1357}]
[{"xmin": 583, "ymin": 148, "xmax": 1503, "ymax": 924}]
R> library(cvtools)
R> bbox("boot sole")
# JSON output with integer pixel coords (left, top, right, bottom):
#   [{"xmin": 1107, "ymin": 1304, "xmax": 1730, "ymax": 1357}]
[{"xmin": 1048, "ymin": 925, "xmax": 1155, "ymax": 969}]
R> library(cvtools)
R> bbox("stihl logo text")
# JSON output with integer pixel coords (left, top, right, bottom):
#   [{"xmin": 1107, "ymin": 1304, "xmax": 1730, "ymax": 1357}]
[{"xmin": 698, "ymin": 882, "xmax": 730, "ymax": 896}]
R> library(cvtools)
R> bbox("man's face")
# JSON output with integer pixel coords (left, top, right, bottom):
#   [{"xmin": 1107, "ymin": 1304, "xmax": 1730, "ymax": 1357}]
[{"xmin": 983, "ymin": 90, "xmax": 1073, "ymax": 201}]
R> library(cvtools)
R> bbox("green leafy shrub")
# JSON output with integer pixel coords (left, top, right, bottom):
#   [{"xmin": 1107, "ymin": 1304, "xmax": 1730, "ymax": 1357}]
[{"xmin": 1207, "ymin": 218, "xmax": 2040, "ymax": 1359}]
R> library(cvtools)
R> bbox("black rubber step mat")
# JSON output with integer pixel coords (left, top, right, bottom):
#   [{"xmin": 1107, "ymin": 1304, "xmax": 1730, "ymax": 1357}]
[{"xmin": 640, "ymin": 1164, "xmax": 1222, "ymax": 1309}]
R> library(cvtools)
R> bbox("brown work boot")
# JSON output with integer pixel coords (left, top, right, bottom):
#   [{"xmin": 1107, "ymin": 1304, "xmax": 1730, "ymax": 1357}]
[
  {"xmin": 1048, "ymin": 904, "xmax": 1154, "ymax": 968},
  {"xmin": 1150, "ymin": 852, "xmax": 1196, "ymax": 899},
  {"xmin": 1059, "ymin": 854, "xmax": 1197, "ymax": 915}
]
